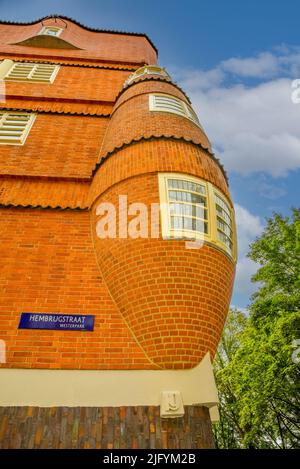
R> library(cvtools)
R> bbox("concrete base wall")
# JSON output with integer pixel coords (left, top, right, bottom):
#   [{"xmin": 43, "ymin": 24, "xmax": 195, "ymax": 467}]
[{"xmin": 0, "ymin": 405, "xmax": 215, "ymax": 449}]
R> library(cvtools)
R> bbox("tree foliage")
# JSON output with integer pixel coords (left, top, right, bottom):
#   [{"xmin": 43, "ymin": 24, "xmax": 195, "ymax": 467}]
[{"xmin": 213, "ymin": 209, "xmax": 300, "ymax": 449}]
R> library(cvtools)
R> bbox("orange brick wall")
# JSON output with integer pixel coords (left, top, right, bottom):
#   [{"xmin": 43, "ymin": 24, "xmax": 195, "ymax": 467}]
[
  {"xmin": 0, "ymin": 18, "xmax": 157, "ymax": 64},
  {"xmin": 0, "ymin": 208, "xmax": 155, "ymax": 370},
  {"xmin": 0, "ymin": 114, "xmax": 107, "ymax": 178},
  {"xmin": 89, "ymin": 140, "xmax": 230, "ymax": 206},
  {"xmin": 4, "ymin": 66, "xmax": 131, "ymax": 103},
  {"xmin": 91, "ymin": 171, "xmax": 235, "ymax": 369},
  {"xmin": 114, "ymin": 79, "xmax": 191, "ymax": 109},
  {"xmin": 0, "ymin": 177, "xmax": 90, "ymax": 209},
  {"xmin": 100, "ymin": 81, "xmax": 212, "ymax": 158},
  {"xmin": 0, "ymin": 17, "xmax": 236, "ymax": 372}
]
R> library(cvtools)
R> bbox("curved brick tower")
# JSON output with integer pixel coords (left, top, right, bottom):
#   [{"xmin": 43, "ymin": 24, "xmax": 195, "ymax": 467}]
[
  {"xmin": 0, "ymin": 16, "xmax": 236, "ymax": 449},
  {"xmin": 89, "ymin": 70, "xmax": 236, "ymax": 369}
]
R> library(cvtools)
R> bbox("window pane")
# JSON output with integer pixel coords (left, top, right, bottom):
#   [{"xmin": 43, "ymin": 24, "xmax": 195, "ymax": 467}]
[
  {"xmin": 217, "ymin": 230, "xmax": 232, "ymax": 249},
  {"xmin": 168, "ymin": 179, "xmax": 205, "ymax": 194},
  {"xmin": 168, "ymin": 190, "xmax": 206, "ymax": 205},
  {"xmin": 169, "ymin": 202, "xmax": 207, "ymax": 219},
  {"xmin": 215, "ymin": 192, "xmax": 233, "ymax": 252},
  {"xmin": 167, "ymin": 178, "xmax": 208, "ymax": 236}
]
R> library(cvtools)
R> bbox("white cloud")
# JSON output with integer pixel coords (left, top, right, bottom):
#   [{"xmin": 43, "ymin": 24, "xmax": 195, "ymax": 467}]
[
  {"xmin": 219, "ymin": 48, "xmax": 300, "ymax": 79},
  {"xmin": 235, "ymin": 204, "xmax": 263, "ymax": 255},
  {"xmin": 176, "ymin": 67, "xmax": 225, "ymax": 91},
  {"xmin": 172, "ymin": 49, "xmax": 300, "ymax": 177},
  {"xmin": 234, "ymin": 257, "xmax": 258, "ymax": 296},
  {"xmin": 233, "ymin": 204, "xmax": 264, "ymax": 298},
  {"xmin": 221, "ymin": 52, "xmax": 280, "ymax": 78},
  {"xmin": 169, "ymin": 47, "xmax": 299, "ymax": 302},
  {"xmin": 230, "ymin": 304, "xmax": 249, "ymax": 315}
]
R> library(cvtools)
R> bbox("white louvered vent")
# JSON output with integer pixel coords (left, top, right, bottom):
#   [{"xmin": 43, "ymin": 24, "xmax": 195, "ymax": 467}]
[
  {"xmin": 149, "ymin": 94, "xmax": 202, "ymax": 128},
  {"xmin": 5, "ymin": 63, "xmax": 59, "ymax": 83},
  {"xmin": 0, "ymin": 112, "xmax": 36, "ymax": 145}
]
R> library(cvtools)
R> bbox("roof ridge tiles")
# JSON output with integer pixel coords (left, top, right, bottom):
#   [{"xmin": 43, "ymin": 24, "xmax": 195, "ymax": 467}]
[
  {"xmin": 92, "ymin": 135, "xmax": 228, "ymax": 183},
  {"xmin": 0, "ymin": 14, "xmax": 158, "ymax": 55}
]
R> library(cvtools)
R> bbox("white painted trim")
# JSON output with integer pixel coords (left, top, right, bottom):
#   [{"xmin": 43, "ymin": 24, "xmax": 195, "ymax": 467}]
[
  {"xmin": 0, "ymin": 353, "xmax": 219, "ymax": 419},
  {"xmin": 0, "ymin": 59, "xmax": 14, "ymax": 80}
]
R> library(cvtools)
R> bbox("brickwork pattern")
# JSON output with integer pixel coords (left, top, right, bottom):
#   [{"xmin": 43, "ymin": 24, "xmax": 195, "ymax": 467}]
[
  {"xmin": 114, "ymin": 79, "xmax": 191, "ymax": 111},
  {"xmin": 0, "ymin": 17, "xmax": 235, "ymax": 371},
  {"xmin": 4, "ymin": 66, "xmax": 131, "ymax": 103},
  {"xmin": 1, "ymin": 99, "xmax": 113, "ymax": 116},
  {"xmin": 90, "ymin": 139, "xmax": 230, "ymax": 206},
  {"xmin": 100, "ymin": 81, "xmax": 211, "ymax": 159},
  {"xmin": 0, "ymin": 208, "xmax": 154, "ymax": 370},
  {"xmin": 0, "ymin": 18, "xmax": 157, "ymax": 64},
  {"xmin": 0, "ymin": 114, "xmax": 108, "ymax": 178},
  {"xmin": 91, "ymin": 173, "xmax": 235, "ymax": 369},
  {"xmin": 0, "ymin": 405, "xmax": 214, "ymax": 449},
  {"xmin": 0, "ymin": 177, "xmax": 90, "ymax": 209},
  {"xmin": 0, "ymin": 55, "xmax": 138, "ymax": 69}
]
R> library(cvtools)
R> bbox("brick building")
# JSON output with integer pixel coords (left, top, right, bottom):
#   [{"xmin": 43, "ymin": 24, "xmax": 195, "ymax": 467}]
[{"xmin": 0, "ymin": 16, "xmax": 236, "ymax": 449}]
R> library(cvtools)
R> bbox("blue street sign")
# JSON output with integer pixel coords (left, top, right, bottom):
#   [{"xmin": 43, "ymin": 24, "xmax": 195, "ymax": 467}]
[{"xmin": 18, "ymin": 312, "xmax": 95, "ymax": 332}]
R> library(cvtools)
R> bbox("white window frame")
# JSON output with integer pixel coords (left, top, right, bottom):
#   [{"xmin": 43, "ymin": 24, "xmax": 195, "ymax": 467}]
[
  {"xmin": 158, "ymin": 173, "xmax": 237, "ymax": 260},
  {"xmin": 124, "ymin": 66, "xmax": 170, "ymax": 87},
  {"xmin": 149, "ymin": 94, "xmax": 204, "ymax": 130},
  {"xmin": 0, "ymin": 111, "xmax": 36, "ymax": 145},
  {"xmin": 4, "ymin": 62, "xmax": 60, "ymax": 84},
  {"xmin": 39, "ymin": 26, "xmax": 63, "ymax": 37},
  {"xmin": 213, "ymin": 188, "xmax": 235, "ymax": 257}
]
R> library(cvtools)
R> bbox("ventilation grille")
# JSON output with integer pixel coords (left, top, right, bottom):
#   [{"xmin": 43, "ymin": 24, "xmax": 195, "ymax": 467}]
[
  {"xmin": 5, "ymin": 63, "xmax": 59, "ymax": 83},
  {"xmin": 149, "ymin": 94, "xmax": 202, "ymax": 128},
  {"xmin": 0, "ymin": 112, "xmax": 36, "ymax": 144}
]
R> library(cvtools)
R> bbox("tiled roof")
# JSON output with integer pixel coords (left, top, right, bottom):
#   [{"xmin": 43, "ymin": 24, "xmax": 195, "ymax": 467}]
[
  {"xmin": 0, "ymin": 177, "xmax": 90, "ymax": 209},
  {"xmin": 0, "ymin": 55, "xmax": 139, "ymax": 70},
  {"xmin": 93, "ymin": 135, "xmax": 228, "ymax": 183},
  {"xmin": 0, "ymin": 14, "xmax": 158, "ymax": 54},
  {"xmin": 116, "ymin": 75, "xmax": 192, "ymax": 104},
  {"xmin": 1, "ymin": 101, "xmax": 112, "ymax": 116}
]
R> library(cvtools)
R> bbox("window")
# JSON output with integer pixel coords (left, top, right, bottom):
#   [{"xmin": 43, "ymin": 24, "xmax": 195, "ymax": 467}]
[
  {"xmin": 124, "ymin": 66, "xmax": 170, "ymax": 87},
  {"xmin": 0, "ymin": 112, "xmax": 36, "ymax": 145},
  {"xmin": 214, "ymin": 191, "xmax": 234, "ymax": 254},
  {"xmin": 159, "ymin": 173, "xmax": 236, "ymax": 259},
  {"xmin": 4, "ymin": 62, "xmax": 59, "ymax": 83},
  {"xmin": 39, "ymin": 26, "xmax": 63, "ymax": 37},
  {"xmin": 149, "ymin": 94, "xmax": 203, "ymax": 129},
  {"xmin": 166, "ymin": 178, "xmax": 208, "ymax": 235}
]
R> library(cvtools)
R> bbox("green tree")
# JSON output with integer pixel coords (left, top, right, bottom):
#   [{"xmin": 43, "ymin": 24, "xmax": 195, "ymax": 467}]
[
  {"xmin": 213, "ymin": 308, "xmax": 248, "ymax": 448},
  {"xmin": 214, "ymin": 209, "xmax": 300, "ymax": 448}
]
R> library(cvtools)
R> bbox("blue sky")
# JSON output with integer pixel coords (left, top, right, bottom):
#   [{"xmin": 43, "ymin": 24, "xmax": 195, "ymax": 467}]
[{"xmin": 1, "ymin": 0, "xmax": 299, "ymax": 309}]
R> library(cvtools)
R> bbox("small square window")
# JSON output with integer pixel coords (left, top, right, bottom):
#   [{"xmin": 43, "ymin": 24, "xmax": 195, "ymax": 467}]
[{"xmin": 39, "ymin": 26, "xmax": 63, "ymax": 37}]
